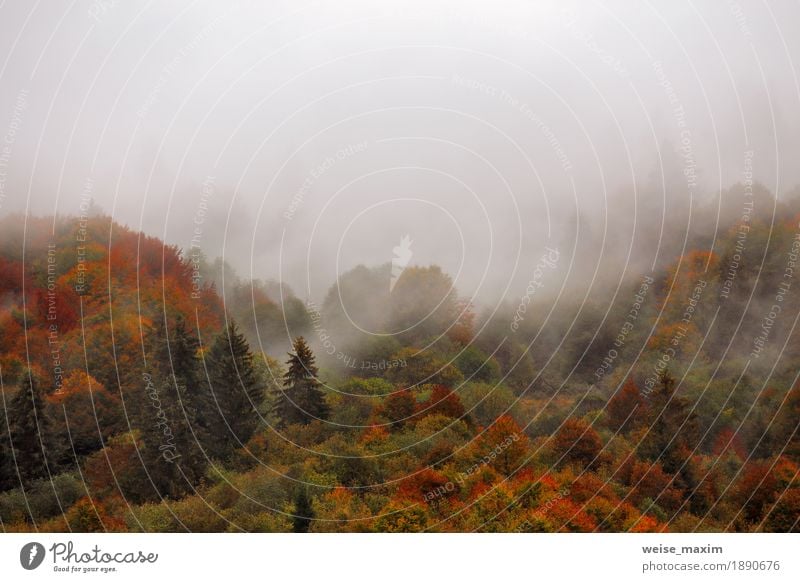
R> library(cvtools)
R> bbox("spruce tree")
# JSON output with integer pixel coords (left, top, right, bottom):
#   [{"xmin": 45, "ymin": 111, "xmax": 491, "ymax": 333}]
[
  {"xmin": 0, "ymin": 410, "xmax": 9, "ymax": 491},
  {"xmin": 275, "ymin": 336, "xmax": 329, "ymax": 426},
  {"xmin": 292, "ymin": 487, "xmax": 314, "ymax": 533},
  {"xmin": 167, "ymin": 317, "xmax": 201, "ymax": 392},
  {"xmin": 137, "ymin": 373, "xmax": 188, "ymax": 499},
  {"xmin": 2, "ymin": 372, "xmax": 52, "ymax": 485},
  {"xmin": 138, "ymin": 317, "xmax": 207, "ymax": 499},
  {"xmin": 204, "ymin": 320, "xmax": 263, "ymax": 458},
  {"xmin": 163, "ymin": 317, "xmax": 212, "ymax": 475}
]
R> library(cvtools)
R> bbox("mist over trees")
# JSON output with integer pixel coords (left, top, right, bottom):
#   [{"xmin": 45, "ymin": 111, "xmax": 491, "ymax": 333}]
[{"xmin": 1, "ymin": 186, "xmax": 799, "ymax": 531}]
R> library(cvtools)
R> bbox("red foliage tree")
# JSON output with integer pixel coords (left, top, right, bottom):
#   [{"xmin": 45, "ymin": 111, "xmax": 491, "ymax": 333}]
[
  {"xmin": 447, "ymin": 299, "xmax": 475, "ymax": 345},
  {"xmin": 422, "ymin": 384, "xmax": 465, "ymax": 419},
  {"xmin": 711, "ymin": 427, "xmax": 747, "ymax": 460},
  {"xmin": 606, "ymin": 378, "xmax": 645, "ymax": 433},
  {"xmin": 734, "ymin": 461, "xmax": 779, "ymax": 523},
  {"xmin": 398, "ymin": 468, "xmax": 455, "ymax": 505},
  {"xmin": 552, "ymin": 417, "xmax": 603, "ymax": 469},
  {"xmin": 471, "ymin": 415, "xmax": 529, "ymax": 475},
  {"xmin": 382, "ymin": 390, "xmax": 417, "ymax": 429}
]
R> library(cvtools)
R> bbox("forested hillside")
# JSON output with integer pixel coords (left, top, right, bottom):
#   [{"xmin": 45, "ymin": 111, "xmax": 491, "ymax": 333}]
[{"xmin": 1, "ymin": 199, "xmax": 798, "ymax": 533}]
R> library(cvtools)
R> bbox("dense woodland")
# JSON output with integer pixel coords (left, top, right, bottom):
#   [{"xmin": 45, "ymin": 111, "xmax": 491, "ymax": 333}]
[{"xmin": 1, "ymin": 187, "xmax": 799, "ymax": 533}]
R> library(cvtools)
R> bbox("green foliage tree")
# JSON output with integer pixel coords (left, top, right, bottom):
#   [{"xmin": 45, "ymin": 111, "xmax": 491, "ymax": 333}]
[
  {"xmin": 204, "ymin": 320, "xmax": 264, "ymax": 458},
  {"xmin": 387, "ymin": 347, "xmax": 463, "ymax": 388},
  {"xmin": 640, "ymin": 369, "xmax": 700, "ymax": 477},
  {"xmin": 454, "ymin": 346, "xmax": 500, "ymax": 383},
  {"xmin": 459, "ymin": 382, "xmax": 517, "ymax": 428},
  {"xmin": 1, "ymin": 372, "xmax": 54, "ymax": 487},
  {"xmin": 133, "ymin": 318, "xmax": 210, "ymax": 499},
  {"xmin": 0, "ymin": 410, "xmax": 9, "ymax": 491},
  {"xmin": 387, "ymin": 265, "xmax": 458, "ymax": 343},
  {"xmin": 274, "ymin": 337, "xmax": 329, "ymax": 426}
]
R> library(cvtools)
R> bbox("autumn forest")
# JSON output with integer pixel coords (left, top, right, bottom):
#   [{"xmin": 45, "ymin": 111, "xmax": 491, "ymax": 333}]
[{"xmin": 0, "ymin": 184, "xmax": 799, "ymax": 534}]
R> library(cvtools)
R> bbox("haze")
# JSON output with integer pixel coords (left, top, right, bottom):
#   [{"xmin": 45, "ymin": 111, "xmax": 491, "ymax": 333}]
[{"xmin": 1, "ymin": 0, "xmax": 798, "ymax": 307}]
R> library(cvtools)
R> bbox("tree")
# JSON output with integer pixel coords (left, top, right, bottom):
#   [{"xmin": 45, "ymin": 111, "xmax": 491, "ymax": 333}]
[
  {"xmin": 454, "ymin": 345, "xmax": 500, "ymax": 383},
  {"xmin": 1, "ymin": 372, "xmax": 54, "ymax": 487},
  {"xmin": 447, "ymin": 298, "xmax": 475, "ymax": 345},
  {"xmin": 47, "ymin": 371, "xmax": 122, "ymax": 458},
  {"xmin": 65, "ymin": 496, "xmax": 125, "ymax": 532},
  {"xmin": 640, "ymin": 370, "xmax": 700, "ymax": 477},
  {"xmin": 763, "ymin": 489, "xmax": 800, "ymax": 532},
  {"xmin": 382, "ymin": 390, "xmax": 417, "ymax": 429},
  {"xmin": 552, "ymin": 417, "xmax": 603, "ymax": 469},
  {"xmin": 763, "ymin": 383, "xmax": 800, "ymax": 461},
  {"xmin": 387, "ymin": 265, "xmax": 458, "ymax": 343},
  {"xmin": 134, "ymin": 318, "xmax": 209, "ymax": 499},
  {"xmin": 163, "ymin": 317, "xmax": 214, "ymax": 474},
  {"xmin": 164, "ymin": 317, "xmax": 201, "ymax": 394},
  {"xmin": 471, "ymin": 415, "xmax": 529, "ymax": 475},
  {"xmin": 606, "ymin": 378, "xmax": 645, "ymax": 433},
  {"xmin": 459, "ymin": 383, "xmax": 516, "ymax": 428},
  {"xmin": 387, "ymin": 347, "xmax": 463, "ymax": 388},
  {"xmin": 398, "ymin": 468, "xmax": 454, "ymax": 505},
  {"xmin": 422, "ymin": 384, "xmax": 466, "ymax": 420},
  {"xmin": 83, "ymin": 433, "xmax": 150, "ymax": 504},
  {"xmin": 204, "ymin": 321, "xmax": 264, "ymax": 458},
  {"xmin": 292, "ymin": 487, "xmax": 314, "ymax": 533},
  {"xmin": 0, "ymin": 411, "xmax": 8, "ymax": 491},
  {"xmin": 309, "ymin": 487, "xmax": 373, "ymax": 532},
  {"xmin": 274, "ymin": 337, "xmax": 329, "ymax": 426},
  {"xmin": 734, "ymin": 461, "xmax": 779, "ymax": 524}
]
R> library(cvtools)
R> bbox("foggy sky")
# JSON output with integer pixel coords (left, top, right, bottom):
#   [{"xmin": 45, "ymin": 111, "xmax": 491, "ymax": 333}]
[{"xmin": 1, "ymin": 0, "xmax": 799, "ymax": 306}]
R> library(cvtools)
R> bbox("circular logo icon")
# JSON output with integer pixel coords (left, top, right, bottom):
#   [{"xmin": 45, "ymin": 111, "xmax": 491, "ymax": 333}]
[{"xmin": 20, "ymin": 542, "xmax": 46, "ymax": 570}]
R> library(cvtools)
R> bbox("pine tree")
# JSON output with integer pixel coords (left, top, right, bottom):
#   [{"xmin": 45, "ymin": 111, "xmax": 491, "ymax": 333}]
[
  {"xmin": 1, "ymin": 372, "xmax": 52, "ymax": 486},
  {"xmin": 167, "ymin": 317, "xmax": 201, "ymax": 392},
  {"xmin": 275, "ymin": 337, "xmax": 329, "ymax": 426},
  {"xmin": 163, "ymin": 317, "xmax": 212, "ymax": 476},
  {"xmin": 204, "ymin": 320, "xmax": 263, "ymax": 458},
  {"xmin": 137, "ymin": 317, "xmax": 208, "ymax": 499},
  {"xmin": 1, "ymin": 402, "xmax": 14, "ymax": 491},
  {"xmin": 292, "ymin": 487, "xmax": 314, "ymax": 533}
]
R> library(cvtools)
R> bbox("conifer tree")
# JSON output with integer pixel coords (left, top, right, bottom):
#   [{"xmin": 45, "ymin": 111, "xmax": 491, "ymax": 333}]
[
  {"xmin": 1, "ymin": 372, "xmax": 52, "ymax": 486},
  {"xmin": 163, "ymin": 317, "xmax": 213, "ymax": 469},
  {"xmin": 292, "ymin": 487, "xmax": 314, "ymax": 533},
  {"xmin": 138, "ymin": 317, "xmax": 208, "ymax": 499},
  {"xmin": 1, "ymin": 418, "xmax": 15, "ymax": 491},
  {"xmin": 0, "ymin": 411, "xmax": 9, "ymax": 491},
  {"xmin": 275, "ymin": 337, "xmax": 329, "ymax": 426},
  {"xmin": 204, "ymin": 320, "xmax": 263, "ymax": 458},
  {"xmin": 137, "ymin": 373, "xmax": 188, "ymax": 499}
]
